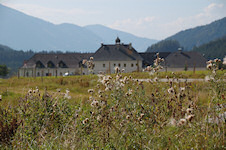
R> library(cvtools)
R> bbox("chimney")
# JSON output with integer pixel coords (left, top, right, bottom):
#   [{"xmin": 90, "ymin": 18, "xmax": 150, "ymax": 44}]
[
  {"xmin": 178, "ymin": 48, "xmax": 182, "ymax": 52},
  {"xmin": 129, "ymin": 43, "xmax": 132, "ymax": 49}
]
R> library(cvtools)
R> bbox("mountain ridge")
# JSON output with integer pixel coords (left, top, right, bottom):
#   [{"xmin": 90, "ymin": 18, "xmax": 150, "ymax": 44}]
[
  {"xmin": 165, "ymin": 17, "xmax": 226, "ymax": 50},
  {"xmin": 0, "ymin": 4, "xmax": 157, "ymax": 52}
]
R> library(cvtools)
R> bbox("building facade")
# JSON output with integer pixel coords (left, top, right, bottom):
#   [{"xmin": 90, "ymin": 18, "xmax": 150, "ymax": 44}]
[
  {"xmin": 92, "ymin": 37, "xmax": 143, "ymax": 74},
  {"xmin": 19, "ymin": 38, "xmax": 207, "ymax": 77}
]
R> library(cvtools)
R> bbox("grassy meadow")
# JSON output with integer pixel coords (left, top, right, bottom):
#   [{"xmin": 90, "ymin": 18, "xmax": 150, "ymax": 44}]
[{"xmin": 0, "ymin": 70, "xmax": 225, "ymax": 149}]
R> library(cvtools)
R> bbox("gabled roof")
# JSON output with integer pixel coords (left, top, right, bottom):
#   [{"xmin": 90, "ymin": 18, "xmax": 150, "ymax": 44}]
[
  {"xmin": 92, "ymin": 44, "xmax": 143, "ymax": 61},
  {"xmin": 21, "ymin": 53, "xmax": 93, "ymax": 68},
  {"xmin": 139, "ymin": 52, "xmax": 171, "ymax": 65},
  {"xmin": 165, "ymin": 51, "xmax": 206, "ymax": 68}
]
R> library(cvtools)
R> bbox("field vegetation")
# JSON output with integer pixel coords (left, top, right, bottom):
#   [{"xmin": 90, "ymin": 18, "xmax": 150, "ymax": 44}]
[{"xmin": 0, "ymin": 65, "xmax": 225, "ymax": 149}]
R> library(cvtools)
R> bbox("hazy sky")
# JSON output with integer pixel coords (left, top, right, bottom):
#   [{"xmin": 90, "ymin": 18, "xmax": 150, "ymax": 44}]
[{"xmin": 1, "ymin": 0, "xmax": 226, "ymax": 40}]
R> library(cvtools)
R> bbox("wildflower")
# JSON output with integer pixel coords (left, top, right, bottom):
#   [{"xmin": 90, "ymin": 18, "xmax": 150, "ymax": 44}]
[
  {"xmin": 82, "ymin": 118, "xmax": 89, "ymax": 124},
  {"xmin": 126, "ymin": 115, "xmax": 130, "ymax": 120},
  {"xmin": 140, "ymin": 113, "xmax": 145, "ymax": 118},
  {"xmin": 28, "ymin": 89, "xmax": 32, "ymax": 94},
  {"xmin": 98, "ymin": 90, "xmax": 103, "ymax": 94},
  {"xmin": 169, "ymin": 118, "xmax": 177, "ymax": 126},
  {"xmin": 75, "ymin": 113, "xmax": 79, "ymax": 118},
  {"xmin": 57, "ymin": 88, "xmax": 61, "ymax": 92},
  {"xmin": 178, "ymin": 118, "xmax": 187, "ymax": 126},
  {"xmin": 88, "ymin": 89, "xmax": 94, "ymax": 94},
  {"xmin": 206, "ymin": 60, "xmax": 213, "ymax": 64},
  {"xmin": 180, "ymin": 87, "xmax": 185, "ymax": 92},
  {"xmin": 186, "ymin": 108, "xmax": 193, "ymax": 114},
  {"xmin": 35, "ymin": 87, "xmax": 39, "ymax": 93},
  {"xmin": 97, "ymin": 115, "xmax": 102, "ymax": 122},
  {"xmin": 125, "ymin": 89, "xmax": 133, "ymax": 96},
  {"xmin": 82, "ymin": 59, "xmax": 87, "ymax": 64},
  {"xmin": 168, "ymin": 87, "xmax": 174, "ymax": 94},
  {"xmin": 0, "ymin": 95, "xmax": 2, "ymax": 101},
  {"xmin": 91, "ymin": 100, "xmax": 99, "ymax": 107},
  {"xmin": 206, "ymin": 63, "xmax": 212, "ymax": 69},
  {"xmin": 185, "ymin": 114, "xmax": 195, "ymax": 122},
  {"xmin": 114, "ymin": 66, "xmax": 120, "ymax": 74}
]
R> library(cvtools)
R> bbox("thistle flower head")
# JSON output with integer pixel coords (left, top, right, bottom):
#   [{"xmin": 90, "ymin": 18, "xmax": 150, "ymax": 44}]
[
  {"xmin": 168, "ymin": 87, "xmax": 174, "ymax": 94},
  {"xmin": 126, "ymin": 115, "xmax": 130, "ymax": 120},
  {"xmin": 178, "ymin": 118, "xmax": 187, "ymax": 126},
  {"xmin": 82, "ymin": 59, "xmax": 87, "ymax": 64},
  {"xmin": 185, "ymin": 114, "xmax": 195, "ymax": 122},
  {"xmin": 82, "ymin": 118, "xmax": 89, "ymax": 124},
  {"xmin": 88, "ymin": 89, "xmax": 94, "ymax": 94},
  {"xmin": 114, "ymin": 66, "xmax": 120, "ymax": 74},
  {"xmin": 186, "ymin": 108, "xmax": 193, "ymax": 114}
]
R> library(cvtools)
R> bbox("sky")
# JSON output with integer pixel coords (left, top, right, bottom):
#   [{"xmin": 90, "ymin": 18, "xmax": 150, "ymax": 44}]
[{"xmin": 1, "ymin": 0, "xmax": 226, "ymax": 40}]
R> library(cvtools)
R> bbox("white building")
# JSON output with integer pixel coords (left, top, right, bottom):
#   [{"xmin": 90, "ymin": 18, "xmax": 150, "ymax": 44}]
[{"xmin": 92, "ymin": 37, "xmax": 143, "ymax": 74}]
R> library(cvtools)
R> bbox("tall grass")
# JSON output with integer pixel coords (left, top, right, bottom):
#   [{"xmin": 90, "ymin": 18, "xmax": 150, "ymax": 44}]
[{"xmin": 0, "ymin": 70, "xmax": 225, "ymax": 149}]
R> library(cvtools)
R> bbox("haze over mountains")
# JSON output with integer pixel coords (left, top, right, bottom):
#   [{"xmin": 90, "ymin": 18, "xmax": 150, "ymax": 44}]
[{"xmin": 0, "ymin": 4, "xmax": 157, "ymax": 52}]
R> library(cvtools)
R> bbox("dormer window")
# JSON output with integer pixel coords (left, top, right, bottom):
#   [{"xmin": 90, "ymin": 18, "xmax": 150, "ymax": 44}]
[
  {"xmin": 36, "ymin": 61, "xmax": 45, "ymax": 68},
  {"xmin": 58, "ymin": 61, "xmax": 67, "ymax": 68},
  {"xmin": 47, "ymin": 61, "xmax": 55, "ymax": 68}
]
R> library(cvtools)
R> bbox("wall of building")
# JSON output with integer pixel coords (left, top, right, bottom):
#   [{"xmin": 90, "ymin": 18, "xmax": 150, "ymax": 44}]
[
  {"xmin": 18, "ymin": 67, "xmax": 87, "ymax": 77},
  {"xmin": 164, "ymin": 67, "xmax": 206, "ymax": 72},
  {"xmin": 93, "ymin": 60, "xmax": 142, "ymax": 74}
]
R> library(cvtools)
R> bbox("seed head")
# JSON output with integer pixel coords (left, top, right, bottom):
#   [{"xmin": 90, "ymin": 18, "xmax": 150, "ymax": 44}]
[
  {"xmin": 88, "ymin": 89, "xmax": 94, "ymax": 94},
  {"xmin": 178, "ymin": 118, "xmax": 187, "ymax": 126},
  {"xmin": 82, "ymin": 118, "xmax": 89, "ymax": 124},
  {"xmin": 186, "ymin": 108, "xmax": 193, "ymax": 114},
  {"xmin": 185, "ymin": 114, "xmax": 195, "ymax": 122},
  {"xmin": 126, "ymin": 115, "xmax": 130, "ymax": 120}
]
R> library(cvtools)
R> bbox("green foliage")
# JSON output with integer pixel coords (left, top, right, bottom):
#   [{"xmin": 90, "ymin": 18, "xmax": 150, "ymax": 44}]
[
  {"xmin": 193, "ymin": 36, "xmax": 226, "ymax": 60},
  {"xmin": 0, "ymin": 44, "xmax": 34, "ymax": 75},
  {"xmin": 0, "ymin": 65, "xmax": 9, "ymax": 76},
  {"xmin": 146, "ymin": 39, "xmax": 181, "ymax": 52},
  {"xmin": 0, "ymin": 72, "xmax": 225, "ymax": 149},
  {"xmin": 12, "ymin": 90, "xmax": 74, "ymax": 147}
]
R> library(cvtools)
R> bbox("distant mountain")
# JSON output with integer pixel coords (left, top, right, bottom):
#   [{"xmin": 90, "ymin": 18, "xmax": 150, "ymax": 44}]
[
  {"xmin": 146, "ymin": 40, "xmax": 181, "ymax": 52},
  {"xmin": 165, "ymin": 17, "xmax": 226, "ymax": 50},
  {"xmin": 0, "ymin": 44, "xmax": 34, "ymax": 75},
  {"xmin": 0, "ymin": 4, "xmax": 156, "ymax": 52},
  {"xmin": 85, "ymin": 24, "xmax": 157, "ymax": 52},
  {"xmin": 192, "ymin": 36, "xmax": 226, "ymax": 60}
]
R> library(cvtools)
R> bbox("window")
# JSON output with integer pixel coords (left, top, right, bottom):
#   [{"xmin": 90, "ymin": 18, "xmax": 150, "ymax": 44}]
[
  {"xmin": 136, "ymin": 63, "xmax": 138, "ymax": 66},
  {"xmin": 59, "ymin": 61, "xmax": 67, "ymax": 68},
  {"xmin": 103, "ymin": 64, "xmax": 105, "ymax": 67},
  {"xmin": 36, "ymin": 61, "xmax": 45, "ymax": 68},
  {"xmin": 47, "ymin": 61, "xmax": 55, "ymax": 68},
  {"xmin": 114, "ymin": 64, "xmax": 116, "ymax": 67},
  {"xmin": 124, "ymin": 64, "xmax": 126, "ymax": 67},
  {"xmin": 118, "ymin": 63, "xmax": 121, "ymax": 67},
  {"xmin": 131, "ymin": 63, "xmax": 134, "ymax": 67},
  {"xmin": 37, "ymin": 72, "xmax": 40, "ymax": 77}
]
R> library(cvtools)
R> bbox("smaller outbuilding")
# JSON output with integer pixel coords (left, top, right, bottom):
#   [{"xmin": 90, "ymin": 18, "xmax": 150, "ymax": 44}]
[{"xmin": 164, "ymin": 49, "xmax": 207, "ymax": 71}]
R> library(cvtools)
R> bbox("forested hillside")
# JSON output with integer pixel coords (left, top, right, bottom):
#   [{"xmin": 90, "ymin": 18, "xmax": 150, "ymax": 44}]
[
  {"xmin": 146, "ymin": 40, "xmax": 181, "ymax": 52},
  {"xmin": 166, "ymin": 17, "xmax": 226, "ymax": 50},
  {"xmin": 0, "ymin": 44, "xmax": 34, "ymax": 75},
  {"xmin": 192, "ymin": 36, "xmax": 226, "ymax": 60}
]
